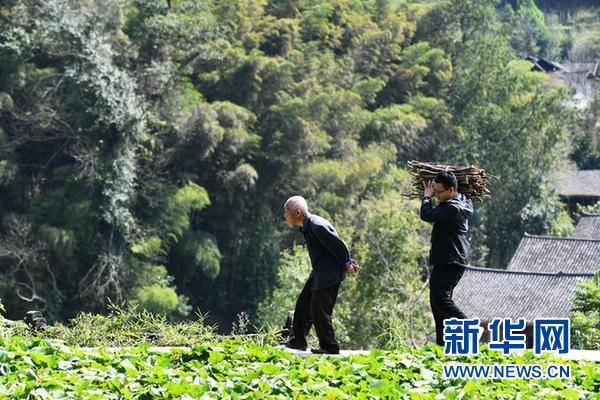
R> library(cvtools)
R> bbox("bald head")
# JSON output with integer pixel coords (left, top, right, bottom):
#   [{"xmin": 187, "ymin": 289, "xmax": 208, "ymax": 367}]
[
  {"xmin": 283, "ymin": 196, "xmax": 309, "ymax": 227},
  {"xmin": 285, "ymin": 196, "xmax": 308, "ymax": 214}
]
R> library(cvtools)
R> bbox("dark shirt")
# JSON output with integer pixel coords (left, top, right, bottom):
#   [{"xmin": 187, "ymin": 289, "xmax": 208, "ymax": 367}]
[
  {"xmin": 300, "ymin": 214, "xmax": 352, "ymax": 290},
  {"xmin": 420, "ymin": 193, "xmax": 473, "ymax": 266}
]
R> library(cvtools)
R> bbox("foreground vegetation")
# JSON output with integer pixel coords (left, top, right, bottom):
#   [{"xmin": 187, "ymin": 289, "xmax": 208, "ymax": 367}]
[
  {"xmin": 0, "ymin": 333, "xmax": 597, "ymax": 399},
  {"xmin": 0, "ymin": 307, "xmax": 596, "ymax": 399}
]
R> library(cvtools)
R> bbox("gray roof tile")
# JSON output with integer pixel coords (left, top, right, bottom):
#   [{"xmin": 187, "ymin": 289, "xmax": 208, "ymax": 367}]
[
  {"xmin": 573, "ymin": 213, "xmax": 600, "ymax": 239},
  {"xmin": 551, "ymin": 170, "xmax": 600, "ymax": 198},
  {"xmin": 453, "ymin": 266, "xmax": 593, "ymax": 321},
  {"xmin": 506, "ymin": 235, "xmax": 600, "ymax": 274}
]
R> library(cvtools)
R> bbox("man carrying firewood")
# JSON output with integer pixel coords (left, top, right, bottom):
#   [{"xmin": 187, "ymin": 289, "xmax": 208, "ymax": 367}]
[
  {"xmin": 282, "ymin": 196, "xmax": 360, "ymax": 354},
  {"xmin": 420, "ymin": 171, "xmax": 473, "ymax": 346}
]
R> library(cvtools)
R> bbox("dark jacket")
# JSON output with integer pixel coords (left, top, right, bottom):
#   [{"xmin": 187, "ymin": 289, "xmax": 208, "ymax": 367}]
[
  {"xmin": 300, "ymin": 214, "xmax": 351, "ymax": 290},
  {"xmin": 420, "ymin": 193, "xmax": 473, "ymax": 266}
]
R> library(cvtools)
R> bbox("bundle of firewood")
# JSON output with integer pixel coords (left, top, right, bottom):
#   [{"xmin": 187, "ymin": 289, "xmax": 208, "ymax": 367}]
[{"xmin": 407, "ymin": 160, "xmax": 491, "ymax": 202}]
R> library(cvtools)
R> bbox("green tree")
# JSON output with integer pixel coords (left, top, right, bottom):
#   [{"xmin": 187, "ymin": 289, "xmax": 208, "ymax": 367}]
[
  {"xmin": 571, "ymin": 91, "xmax": 600, "ymax": 170},
  {"xmin": 0, "ymin": 0, "xmax": 583, "ymax": 331},
  {"xmin": 440, "ymin": 0, "xmax": 571, "ymax": 266},
  {"xmin": 571, "ymin": 272, "xmax": 600, "ymax": 350},
  {"xmin": 501, "ymin": 0, "xmax": 552, "ymax": 56}
]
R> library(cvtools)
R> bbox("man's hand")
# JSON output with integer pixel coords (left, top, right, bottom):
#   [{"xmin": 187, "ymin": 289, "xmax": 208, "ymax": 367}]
[
  {"xmin": 423, "ymin": 179, "xmax": 435, "ymax": 198},
  {"xmin": 346, "ymin": 259, "xmax": 362, "ymax": 277}
]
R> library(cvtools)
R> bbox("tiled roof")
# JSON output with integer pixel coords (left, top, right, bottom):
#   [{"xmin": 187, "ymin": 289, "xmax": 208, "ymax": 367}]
[
  {"xmin": 559, "ymin": 62, "xmax": 599, "ymax": 77},
  {"xmin": 550, "ymin": 170, "xmax": 600, "ymax": 198},
  {"xmin": 506, "ymin": 235, "xmax": 600, "ymax": 274},
  {"xmin": 573, "ymin": 213, "xmax": 600, "ymax": 239},
  {"xmin": 453, "ymin": 266, "xmax": 593, "ymax": 321}
]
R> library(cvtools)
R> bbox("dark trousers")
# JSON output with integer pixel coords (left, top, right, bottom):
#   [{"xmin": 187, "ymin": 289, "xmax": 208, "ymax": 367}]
[
  {"xmin": 430, "ymin": 264, "xmax": 468, "ymax": 346},
  {"xmin": 290, "ymin": 277, "xmax": 341, "ymax": 353}
]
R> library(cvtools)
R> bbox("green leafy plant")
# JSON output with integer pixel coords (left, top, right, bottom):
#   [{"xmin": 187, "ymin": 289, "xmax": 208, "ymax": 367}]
[{"xmin": 0, "ymin": 333, "xmax": 596, "ymax": 399}]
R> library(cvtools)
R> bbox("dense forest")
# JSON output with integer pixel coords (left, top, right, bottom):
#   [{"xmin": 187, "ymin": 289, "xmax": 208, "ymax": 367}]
[{"xmin": 0, "ymin": 0, "xmax": 598, "ymax": 347}]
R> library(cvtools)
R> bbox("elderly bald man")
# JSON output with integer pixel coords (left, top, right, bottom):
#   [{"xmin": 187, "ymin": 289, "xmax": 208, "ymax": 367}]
[{"xmin": 282, "ymin": 196, "xmax": 360, "ymax": 354}]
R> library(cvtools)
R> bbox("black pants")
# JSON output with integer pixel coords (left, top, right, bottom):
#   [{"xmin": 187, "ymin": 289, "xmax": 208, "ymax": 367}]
[
  {"xmin": 429, "ymin": 264, "xmax": 467, "ymax": 346},
  {"xmin": 290, "ymin": 277, "xmax": 341, "ymax": 353}
]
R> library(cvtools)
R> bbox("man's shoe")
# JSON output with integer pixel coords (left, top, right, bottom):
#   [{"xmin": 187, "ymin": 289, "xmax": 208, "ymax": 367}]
[
  {"xmin": 310, "ymin": 348, "xmax": 339, "ymax": 355},
  {"xmin": 282, "ymin": 341, "xmax": 308, "ymax": 351}
]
